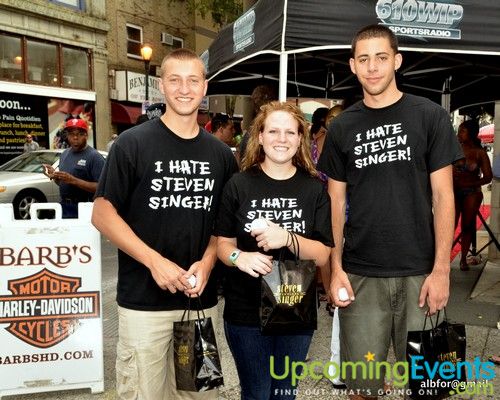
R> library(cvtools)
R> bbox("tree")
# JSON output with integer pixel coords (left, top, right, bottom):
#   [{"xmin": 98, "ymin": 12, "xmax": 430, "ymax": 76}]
[{"xmin": 171, "ymin": 0, "xmax": 243, "ymax": 28}]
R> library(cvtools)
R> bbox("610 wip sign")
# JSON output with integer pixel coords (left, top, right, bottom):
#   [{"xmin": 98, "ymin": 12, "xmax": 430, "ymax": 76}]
[{"xmin": 0, "ymin": 269, "xmax": 99, "ymax": 348}]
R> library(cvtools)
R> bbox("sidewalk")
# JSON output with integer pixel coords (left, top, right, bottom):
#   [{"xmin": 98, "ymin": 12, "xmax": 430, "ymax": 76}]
[{"xmin": 3, "ymin": 239, "xmax": 499, "ymax": 400}]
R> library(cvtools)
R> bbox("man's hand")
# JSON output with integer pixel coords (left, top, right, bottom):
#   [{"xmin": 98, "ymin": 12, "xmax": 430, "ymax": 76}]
[
  {"xmin": 148, "ymin": 255, "xmax": 188, "ymax": 293},
  {"xmin": 419, "ymin": 268, "xmax": 450, "ymax": 315},
  {"xmin": 42, "ymin": 164, "xmax": 55, "ymax": 179},
  {"xmin": 51, "ymin": 171, "xmax": 76, "ymax": 184},
  {"xmin": 329, "ymin": 267, "xmax": 355, "ymax": 307},
  {"xmin": 183, "ymin": 259, "xmax": 212, "ymax": 297}
]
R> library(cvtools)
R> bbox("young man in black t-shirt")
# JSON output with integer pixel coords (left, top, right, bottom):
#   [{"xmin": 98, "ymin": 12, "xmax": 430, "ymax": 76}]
[
  {"xmin": 92, "ymin": 49, "xmax": 237, "ymax": 400},
  {"xmin": 318, "ymin": 25, "xmax": 462, "ymax": 399}
]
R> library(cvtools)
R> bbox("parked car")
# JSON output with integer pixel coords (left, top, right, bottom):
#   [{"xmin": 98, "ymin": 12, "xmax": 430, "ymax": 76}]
[{"xmin": 0, "ymin": 149, "xmax": 106, "ymax": 219}]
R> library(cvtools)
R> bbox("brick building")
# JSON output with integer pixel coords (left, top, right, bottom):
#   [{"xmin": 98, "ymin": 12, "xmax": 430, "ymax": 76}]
[
  {"xmin": 106, "ymin": 0, "xmax": 218, "ymax": 136},
  {"xmin": 0, "ymin": 0, "xmax": 218, "ymax": 157}
]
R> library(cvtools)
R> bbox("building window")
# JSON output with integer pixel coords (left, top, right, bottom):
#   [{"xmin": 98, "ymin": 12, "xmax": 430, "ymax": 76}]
[
  {"xmin": 27, "ymin": 40, "xmax": 58, "ymax": 85},
  {"xmin": 160, "ymin": 33, "xmax": 184, "ymax": 49},
  {"xmin": 127, "ymin": 24, "xmax": 143, "ymax": 59},
  {"xmin": 62, "ymin": 47, "xmax": 90, "ymax": 89},
  {"xmin": 0, "ymin": 35, "xmax": 23, "ymax": 81},
  {"xmin": 49, "ymin": 0, "xmax": 85, "ymax": 11},
  {"xmin": 0, "ymin": 32, "xmax": 92, "ymax": 90},
  {"xmin": 172, "ymin": 36, "xmax": 184, "ymax": 49}
]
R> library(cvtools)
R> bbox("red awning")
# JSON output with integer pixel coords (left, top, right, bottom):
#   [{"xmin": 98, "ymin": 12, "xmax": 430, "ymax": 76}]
[
  {"xmin": 479, "ymin": 124, "xmax": 494, "ymax": 144},
  {"xmin": 111, "ymin": 102, "xmax": 142, "ymax": 125}
]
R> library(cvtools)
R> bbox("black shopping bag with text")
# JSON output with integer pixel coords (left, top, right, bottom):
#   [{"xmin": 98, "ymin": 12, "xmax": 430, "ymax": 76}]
[
  {"xmin": 260, "ymin": 232, "xmax": 317, "ymax": 335},
  {"xmin": 406, "ymin": 310, "xmax": 466, "ymax": 399},
  {"xmin": 173, "ymin": 299, "xmax": 223, "ymax": 392}
]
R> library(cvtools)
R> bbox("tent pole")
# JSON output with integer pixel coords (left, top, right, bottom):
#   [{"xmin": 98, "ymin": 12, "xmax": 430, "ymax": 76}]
[{"xmin": 279, "ymin": 52, "xmax": 288, "ymax": 101}]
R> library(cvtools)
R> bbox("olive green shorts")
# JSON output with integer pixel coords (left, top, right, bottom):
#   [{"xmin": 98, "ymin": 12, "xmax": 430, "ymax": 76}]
[{"xmin": 338, "ymin": 273, "xmax": 432, "ymax": 396}]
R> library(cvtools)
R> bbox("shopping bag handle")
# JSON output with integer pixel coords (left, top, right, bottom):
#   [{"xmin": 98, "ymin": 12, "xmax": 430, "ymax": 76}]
[
  {"xmin": 277, "ymin": 231, "xmax": 301, "ymax": 263},
  {"xmin": 290, "ymin": 231, "xmax": 300, "ymax": 260},
  {"xmin": 421, "ymin": 308, "xmax": 449, "ymax": 331},
  {"xmin": 180, "ymin": 296, "xmax": 206, "ymax": 323}
]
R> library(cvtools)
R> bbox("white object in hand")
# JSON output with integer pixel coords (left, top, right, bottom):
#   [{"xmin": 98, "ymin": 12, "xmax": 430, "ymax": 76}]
[
  {"xmin": 338, "ymin": 287, "xmax": 349, "ymax": 301},
  {"xmin": 187, "ymin": 275, "xmax": 197, "ymax": 288},
  {"xmin": 250, "ymin": 218, "xmax": 268, "ymax": 231}
]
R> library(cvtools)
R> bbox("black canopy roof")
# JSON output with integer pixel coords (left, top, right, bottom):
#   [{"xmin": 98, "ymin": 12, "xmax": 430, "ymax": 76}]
[{"xmin": 202, "ymin": 0, "xmax": 500, "ymax": 113}]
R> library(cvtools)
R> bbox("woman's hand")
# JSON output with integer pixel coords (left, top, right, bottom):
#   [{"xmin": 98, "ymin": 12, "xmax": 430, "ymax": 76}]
[
  {"xmin": 252, "ymin": 220, "xmax": 289, "ymax": 252},
  {"xmin": 233, "ymin": 251, "xmax": 273, "ymax": 278}
]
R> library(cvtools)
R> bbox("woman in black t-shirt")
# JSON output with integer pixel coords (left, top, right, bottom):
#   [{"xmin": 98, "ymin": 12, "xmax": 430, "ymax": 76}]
[{"xmin": 215, "ymin": 102, "xmax": 333, "ymax": 399}]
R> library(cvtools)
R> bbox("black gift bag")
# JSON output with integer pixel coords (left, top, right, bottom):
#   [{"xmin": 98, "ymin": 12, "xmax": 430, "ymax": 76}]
[
  {"xmin": 173, "ymin": 299, "xmax": 224, "ymax": 392},
  {"xmin": 260, "ymin": 232, "xmax": 317, "ymax": 335},
  {"xmin": 406, "ymin": 310, "xmax": 466, "ymax": 400}
]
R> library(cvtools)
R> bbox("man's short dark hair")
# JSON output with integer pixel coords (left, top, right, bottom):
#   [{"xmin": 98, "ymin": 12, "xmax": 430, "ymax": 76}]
[
  {"xmin": 351, "ymin": 24, "xmax": 399, "ymax": 57},
  {"xmin": 211, "ymin": 114, "xmax": 230, "ymax": 132}
]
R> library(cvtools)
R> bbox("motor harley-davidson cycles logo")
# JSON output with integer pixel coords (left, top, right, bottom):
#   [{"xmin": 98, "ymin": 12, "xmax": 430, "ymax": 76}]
[{"xmin": 0, "ymin": 269, "xmax": 99, "ymax": 348}]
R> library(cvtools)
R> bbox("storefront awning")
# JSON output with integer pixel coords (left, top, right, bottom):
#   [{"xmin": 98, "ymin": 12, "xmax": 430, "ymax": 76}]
[
  {"xmin": 479, "ymin": 124, "xmax": 495, "ymax": 144},
  {"xmin": 111, "ymin": 102, "xmax": 142, "ymax": 125}
]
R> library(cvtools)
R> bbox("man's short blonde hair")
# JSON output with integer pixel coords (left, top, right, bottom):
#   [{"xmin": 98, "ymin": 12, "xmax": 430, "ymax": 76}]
[{"xmin": 160, "ymin": 49, "xmax": 206, "ymax": 78}]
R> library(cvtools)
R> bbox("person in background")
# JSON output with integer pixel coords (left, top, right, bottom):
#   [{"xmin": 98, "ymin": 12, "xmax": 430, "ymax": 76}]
[
  {"xmin": 318, "ymin": 24, "xmax": 462, "ymax": 399},
  {"xmin": 453, "ymin": 119, "xmax": 492, "ymax": 271},
  {"xmin": 233, "ymin": 119, "xmax": 243, "ymax": 146},
  {"xmin": 23, "ymin": 134, "xmax": 39, "ymax": 153},
  {"xmin": 43, "ymin": 116, "xmax": 105, "ymax": 218},
  {"xmin": 204, "ymin": 118, "xmax": 212, "ymax": 133},
  {"xmin": 106, "ymin": 134, "xmax": 118, "ymax": 152},
  {"xmin": 239, "ymin": 84, "xmax": 278, "ymax": 160},
  {"xmin": 325, "ymin": 104, "xmax": 344, "ymax": 129},
  {"xmin": 310, "ymin": 107, "xmax": 329, "ymax": 185},
  {"xmin": 91, "ymin": 49, "xmax": 237, "ymax": 400},
  {"xmin": 493, "ymin": 153, "xmax": 500, "ymax": 179},
  {"xmin": 212, "ymin": 113, "xmax": 236, "ymax": 147},
  {"xmin": 309, "ymin": 107, "xmax": 332, "ymax": 311},
  {"xmin": 215, "ymin": 101, "xmax": 332, "ymax": 399},
  {"xmin": 310, "ymin": 106, "xmax": 345, "ymax": 311}
]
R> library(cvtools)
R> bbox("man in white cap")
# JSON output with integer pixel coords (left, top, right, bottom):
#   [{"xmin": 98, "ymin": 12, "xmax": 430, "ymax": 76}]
[{"xmin": 44, "ymin": 116, "xmax": 105, "ymax": 218}]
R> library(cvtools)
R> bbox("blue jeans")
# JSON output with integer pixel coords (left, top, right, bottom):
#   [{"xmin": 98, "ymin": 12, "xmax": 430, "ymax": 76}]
[{"xmin": 224, "ymin": 321, "xmax": 313, "ymax": 400}]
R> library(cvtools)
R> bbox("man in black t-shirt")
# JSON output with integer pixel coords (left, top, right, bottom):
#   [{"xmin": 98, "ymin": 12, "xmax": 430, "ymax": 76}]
[
  {"xmin": 92, "ymin": 49, "xmax": 237, "ymax": 400},
  {"xmin": 318, "ymin": 25, "xmax": 462, "ymax": 399}
]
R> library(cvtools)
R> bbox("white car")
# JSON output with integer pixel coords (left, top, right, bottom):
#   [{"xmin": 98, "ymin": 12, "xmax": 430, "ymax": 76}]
[{"xmin": 0, "ymin": 149, "xmax": 106, "ymax": 219}]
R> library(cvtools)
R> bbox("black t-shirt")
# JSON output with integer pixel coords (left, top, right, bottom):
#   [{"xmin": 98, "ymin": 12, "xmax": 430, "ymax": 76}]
[
  {"xmin": 96, "ymin": 118, "xmax": 238, "ymax": 311},
  {"xmin": 317, "ymin": 94, "xmax": 463, "ymax": 277},
  {"xmin": 214, "ymin": 168, "xmax": 333, "ymax": 325}
]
